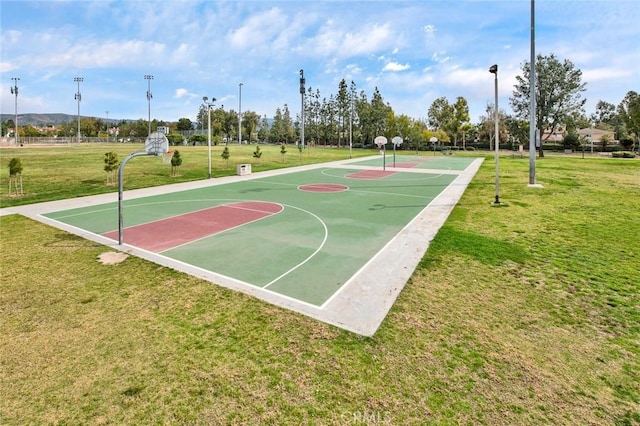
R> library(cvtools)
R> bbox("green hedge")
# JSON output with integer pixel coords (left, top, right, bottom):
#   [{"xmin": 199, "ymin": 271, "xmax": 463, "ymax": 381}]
[{"xmin": 611, "ymin": 151, "xmax": 636, "ymax": 158}]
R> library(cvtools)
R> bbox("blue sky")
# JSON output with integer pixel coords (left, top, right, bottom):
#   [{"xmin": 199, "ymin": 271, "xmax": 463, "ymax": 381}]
[{"xmin": 1, "ymin": 0, "xmax": 638, "ymax": 125}]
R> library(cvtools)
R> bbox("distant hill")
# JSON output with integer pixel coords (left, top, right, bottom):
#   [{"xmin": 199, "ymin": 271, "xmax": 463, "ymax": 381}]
[
  {"xmin": 1, "ymin": 113, "xmax": 274, "ymax": 127},
  {"xmin": 0, "ymin": 113, "xmax": 134, "ymax": 126}
]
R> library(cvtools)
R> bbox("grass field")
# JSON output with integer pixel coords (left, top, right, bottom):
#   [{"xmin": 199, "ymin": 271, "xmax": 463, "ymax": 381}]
[
  {"xmin": 1, "ymin": 146, "xmax": 639, "ymax": 424},
  {"xmin": 0, "ymin": 143, "xmax": 373, "ymax": 208}
]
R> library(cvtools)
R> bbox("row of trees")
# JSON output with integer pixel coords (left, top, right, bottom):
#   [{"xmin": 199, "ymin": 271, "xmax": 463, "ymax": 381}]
[
  {"xmin": 190, "ymin": 53, "xmax": 638, "ymax": 153},
  {"xmin": 3, "ymin": 53, "xmax": 638, "ymax": 152},
  {"xmin": 1, "ymin": 117, "xmax": 170, "ymax": 141}
]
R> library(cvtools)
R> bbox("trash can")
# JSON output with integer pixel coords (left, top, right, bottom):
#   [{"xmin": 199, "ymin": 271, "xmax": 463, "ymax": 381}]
[{"xmin": 236, "ymin": 164, "xmax": 252, "ymax": 176}]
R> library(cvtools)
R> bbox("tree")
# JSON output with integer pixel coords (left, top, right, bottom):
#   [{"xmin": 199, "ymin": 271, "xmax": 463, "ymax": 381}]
[
  {"xmin": 270, "ymin": 108, "xmax": 285, "ymax": 143},
  {"xmin": 176, "ymin": 118, "xmax": 193, "ymax": 131},
  {"xmin": 257, "ymin": 116, "xmax": 270, "ymax": 142},
  {"xmin": 617, "ymin": 91, "xmax": 640, "ymax": 150},
  {"xmin": 8, "ymin": 157, "xmax": 23, "ymax": 196},
  {"xmin": 562, "ymin": 131, "xmax": 580, "ymax": 150},
  {"xmin": 427, "ymin": 97, "xmax": 453, "ymax": 132},
  {"xmin": 221, "ymin": 146, "xmax": 230, "ymax": 169},
  {"xmin": 422, "ymin": 129, "xmax": 449, "ymax": 147},
  {"xmin": 370, "ymin": 87, "xmax": 391, "ymax": 138},
  {"xmin": 252, "ymin": 145, "xmax": 262, "ymax": 165},
  {"xmin": 282, "ymin": 104, "xmax": 295, "ymax": 143},
  {"xmin": 590, "ymin": 100, "xmax": 617, "ymax": 127},
  {"xmin": 166, "ymin": 133, "xmax": 184, "ymax": 146},
  {"xmin": 477, "ymin": 103, "xmax": 507, "ymax": 149},
  {"xmin": 450, "ymin": 96, "xmax": 471, "ymax": 146},
  {"xmin": 510, "ymin": 53, "xmax": 587, "ymax": 156},
  {"xmin": 188, "ymin": 134, "xmax": 206, "ymax": 146},
  {"xmin": 336, "ymin": 79, "xmax": 350, "ymax": 147},
  {"xmin": 242, "ymin": 111, "xmax": 260, "ymax": 144},
  {"xmin": 103, "ymin": 152, "xmax": 118, "ymax": 185},
  {"xmin": 504, "ymin": 115, "xmax": 529, "ymax": 148},
  {"xmin": 280, "ymin": 144, "xmax": 287, "ymax": 163},
  {"xmin": 170, "ymin": 150, "xmax": 182, "ymax": 176}
]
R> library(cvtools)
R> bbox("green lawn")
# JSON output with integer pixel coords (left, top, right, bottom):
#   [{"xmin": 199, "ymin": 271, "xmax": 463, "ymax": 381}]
[
  {"xmin": 0, "ymin": 143, "xmax": 373, "ymax": 208},
  {"xmin": 1, "ymin": 148, "xmax": 639, "ymax": 424}
]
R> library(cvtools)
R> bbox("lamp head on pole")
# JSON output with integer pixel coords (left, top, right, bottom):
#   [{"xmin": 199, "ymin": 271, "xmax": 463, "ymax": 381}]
[{"xmin": 489, "ymin": 64, "xmax": 498, "ymax": 74}]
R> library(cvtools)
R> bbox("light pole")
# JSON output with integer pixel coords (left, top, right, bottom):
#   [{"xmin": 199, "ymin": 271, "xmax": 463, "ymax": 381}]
[
  {"xmin": 529, "ymin": 0, "xmax": 538, "ymax": 185},
  {"xmin": 74, "ymin": 77, "xmax": 83, "ymax": 142},
  {"xmin": 238, "ymin": 83, "xmax": 243, "ymax": 144},
  {"xmin": 144, "ymin": 75, "xmax": 153, "ymax": 136},
  {"xmin": 10, "ymin": 77, "xmax": 19, "ymax": 145},
  {"xmin": 349, "ymin": 83, "xmax": 354, "ymax": 158},
  {"xmin": 105, "ymin": 110, "xmax": 109, "ymax": 142},
  {"xmin": 489, "ymin": 64, "xmax": 501, "ymax": 205},
  {"xmin": 203, "ymin": 96, "xmax": 216, "ymax": 178},
  {"xmin": 299, "ymin": 69, "xmax": 305, "ymax": 149}
]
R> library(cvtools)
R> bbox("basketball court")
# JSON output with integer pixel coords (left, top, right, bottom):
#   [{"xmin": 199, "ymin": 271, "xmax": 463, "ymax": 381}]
[{"xmin": 5, "ymin": 152, "xmax": 483, "ymax": 335}]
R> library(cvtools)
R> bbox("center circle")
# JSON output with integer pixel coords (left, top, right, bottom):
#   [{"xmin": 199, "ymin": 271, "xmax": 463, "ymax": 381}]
[{"xmin": 298, "ymin": 183, "xmax": 349, "ymax": 193}]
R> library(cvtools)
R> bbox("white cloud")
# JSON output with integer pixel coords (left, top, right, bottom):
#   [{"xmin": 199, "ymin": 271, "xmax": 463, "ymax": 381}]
[
  {"xmin": 423, "ymin": 24, "xmax": 437, "ymax": 34},
  {"xmin": 227, "ymin": 7, "xmax": 288, "ymax": 50},
  {"xmin": 582, "ymin": 67, "xmax": 633, "ymax": 82},
  {"xmin": 341, "ymin": 23, "xmax": 395, "ymax": 57},
  {"xmin": 431, "ymin": 51, "xmax": 452, "ymax": 64},
  {"xmin": 1, "ymin": 0, "xmax": 637, "ymax": 123},
  {"xmin": 383, "ymin": 62, "xmax": 410, "ymax": 72}
]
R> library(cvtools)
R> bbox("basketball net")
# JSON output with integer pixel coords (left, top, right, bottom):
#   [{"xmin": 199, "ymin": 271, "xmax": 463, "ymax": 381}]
[{"xmin": 162, "ymin": 150, "xmax": 174, "ymax": 164}]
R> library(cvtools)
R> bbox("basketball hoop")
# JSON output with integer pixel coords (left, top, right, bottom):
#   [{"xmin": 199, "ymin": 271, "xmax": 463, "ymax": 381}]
[
  {"xmin": 144, "ymin": 132, "xmax": 169, "ymax": 156},
  {"xmin": 162, "ymin": 150, "xmax": 174, "ymax": 164}
]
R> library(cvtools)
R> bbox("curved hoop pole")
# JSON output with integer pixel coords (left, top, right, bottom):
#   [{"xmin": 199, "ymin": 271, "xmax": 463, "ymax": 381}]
[{"xmin": 118, "ymin": 151, "xmax": 154, "ymax": 245}]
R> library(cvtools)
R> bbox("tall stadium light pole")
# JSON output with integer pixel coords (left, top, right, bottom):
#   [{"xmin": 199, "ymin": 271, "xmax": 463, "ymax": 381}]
[
  {"xmin": 10, "ymin": 77, "xmax": 19, "ymax": 145},
  {"xmin": 489, "ymin": 64, "xmax": 501, "ymax": 205},
  {"xmin": 299, "ymin": 69, "xmax": 305, "ymax": 149},
  {"xmin": 529, "ymin": 0, "xmax": 538, "ymax": 185},
  {"xmin": 145, "ymin": 75, "xmax": 153, "ymax": 136},
  {"xmin": 203, "ymin": 96, "xmax": 215, "ymax": 178},
  {"xmin": 238, "ymin": 83, "xmax": 243, "ymax": 144},
  {"xmin": 74, "ymin": 77, "xmax": 83, "ymax": 143},
  {"xmin": 105, "ymin": 111, "xmax": 109, "ymax": 143}
]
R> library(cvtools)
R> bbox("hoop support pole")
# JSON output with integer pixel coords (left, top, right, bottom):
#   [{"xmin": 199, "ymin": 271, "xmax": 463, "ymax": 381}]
[{"xmin": 118, "ymin": 151, "xmax": 154, "ymax": 245}]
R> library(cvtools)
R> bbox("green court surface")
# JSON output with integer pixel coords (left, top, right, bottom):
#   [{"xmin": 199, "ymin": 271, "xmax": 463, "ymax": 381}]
[{"xmin": 36, "ymin": 155, "xmax": 482, "ymax": 334}]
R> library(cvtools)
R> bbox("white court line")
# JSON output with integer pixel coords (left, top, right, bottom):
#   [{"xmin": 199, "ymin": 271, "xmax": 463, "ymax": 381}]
[{"xmin": 262, "ymin": 203, "xmax": 329, "ymax": 289}]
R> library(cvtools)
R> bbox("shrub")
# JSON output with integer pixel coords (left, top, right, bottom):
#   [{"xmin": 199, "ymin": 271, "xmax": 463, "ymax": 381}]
[
  {"xmin": 253, "ymin": 145, "xmax": 262, "ymax": 164},
  {"xmin": 612, "ymin": 151, "xmax": 636, "ymax": 158},
  {"xmin": 170, "ymin": 150, "xmax": 182, "ymax": 176},
  {"xmin": 562, "ymin": 132, "xmax": 581, "ymax": 149},
  {"xmin": 221, "ymin": 146, "xmax": 230, "ymax": 169},
  {"xmin": 103, "ymin": 152, "xmax": 119, "ymax": 185},
  {"xmin": 166, "ymin": 133, "xmax": 184, "ymax": 146},
  {"xmin": 8, "ymin": 158, "xmax": 23, "ymax": 176},
  {"xmin": 188, "ymin": 134, "xmax": 206, "ymax": 146}
]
